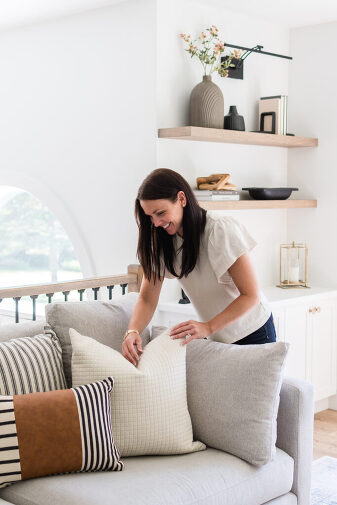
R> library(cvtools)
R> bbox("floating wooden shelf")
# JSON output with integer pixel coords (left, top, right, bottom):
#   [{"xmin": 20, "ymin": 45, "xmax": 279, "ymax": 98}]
[
  {"xmin": 158, "ymin": 126, "xmax": 318, "ymax": 148},
  {"xmin": 198, "ymin": 200, "xmax": 317, "ymax": 210}
]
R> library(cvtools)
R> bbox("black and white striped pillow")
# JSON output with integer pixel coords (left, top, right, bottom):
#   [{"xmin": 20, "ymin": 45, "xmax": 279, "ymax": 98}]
[{"xmin": 0, "ymin": 333, "xmax": 66, "ymax": 395}]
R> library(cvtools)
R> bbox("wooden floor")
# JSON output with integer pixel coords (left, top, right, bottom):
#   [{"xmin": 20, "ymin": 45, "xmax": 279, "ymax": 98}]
[{"xmin": 314, "ymin": 409, "xmax": 337, "ymax": 460}]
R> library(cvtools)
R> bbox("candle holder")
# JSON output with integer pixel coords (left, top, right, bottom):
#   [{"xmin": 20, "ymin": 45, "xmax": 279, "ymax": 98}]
[{"xmin": 277, "ymin": 241, "xmax": 309, "ymax": 289}]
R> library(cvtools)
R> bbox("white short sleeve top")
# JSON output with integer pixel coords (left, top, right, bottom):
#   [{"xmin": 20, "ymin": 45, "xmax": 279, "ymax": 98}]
[{"xmin": 163, "ymin": 212, "xmax": 271, "ymax": 344}]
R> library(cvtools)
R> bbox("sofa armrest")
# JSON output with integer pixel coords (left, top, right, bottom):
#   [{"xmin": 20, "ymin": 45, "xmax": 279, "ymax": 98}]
[{"xmin": 277, "ymin": 377, "xmax": 314, "ymax": 505}]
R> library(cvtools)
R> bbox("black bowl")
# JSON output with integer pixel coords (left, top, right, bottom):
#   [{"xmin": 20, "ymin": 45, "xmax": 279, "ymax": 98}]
[{"xmin": 242, "ymin": 188, "xmax": 299, "ymax": 200}]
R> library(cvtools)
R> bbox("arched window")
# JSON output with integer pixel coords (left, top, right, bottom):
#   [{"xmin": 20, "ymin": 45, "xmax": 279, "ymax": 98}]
[{"xmin": 0, "ymin": 186, "xmax": 83, "ymax": 321}]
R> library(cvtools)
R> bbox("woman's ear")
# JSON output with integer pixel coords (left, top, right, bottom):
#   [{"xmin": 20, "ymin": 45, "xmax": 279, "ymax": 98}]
[{"xmin": 177, "ymin": 190, "xmax": 186, "ymax": 207}]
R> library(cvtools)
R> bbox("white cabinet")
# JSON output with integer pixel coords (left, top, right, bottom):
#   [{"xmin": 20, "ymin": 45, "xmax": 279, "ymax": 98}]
[
  {"xmin": 309, "ymin": 299, "xmax": 336, "ymax": 400},
  {"xmin": 154, "ymin": 302, "xmax": 197, "ymax": 329},
  {"xmin": 156, "ymin": 287, "xmax": 337, "ymax": 403},
  {"xmin": 282, "ymin": 304, "xmax": 308, "ymax": 382},
  {"xmin": 270, "ymin": 308, "xmax": 284, "ymax": 342},
  {"xmin": 273, "ymin": 296, "xmax": 337, "ymax": 401}
]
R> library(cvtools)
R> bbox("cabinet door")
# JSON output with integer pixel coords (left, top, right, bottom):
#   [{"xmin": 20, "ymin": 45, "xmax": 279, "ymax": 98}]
[
  {"xmin": 310, "ymin": 300, "xmax": 337, "ymax": 401},
  {"xmin": 154, "ymin": 304, "xmax": 197, "ymax": 329},
  {"xmin": 283, "ymin": 305, "xmax": 308, "ymax": 381},
  {"xmin": 153, "ymin": 309, "xmax": 185, "ymax": 328},
  {"xmin": 270, "ymin": 307, "xmax": 284, "ymax": 342}
]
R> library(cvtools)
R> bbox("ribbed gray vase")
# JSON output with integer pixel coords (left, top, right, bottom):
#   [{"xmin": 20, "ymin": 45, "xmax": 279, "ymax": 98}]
[{"xmin": 189, "ymin": 75, "xmax": 224, "ymax": 129}]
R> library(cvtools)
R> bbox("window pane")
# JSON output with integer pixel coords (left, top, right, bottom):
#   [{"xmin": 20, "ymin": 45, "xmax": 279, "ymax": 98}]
[{"xmin": 0, "ymin": 186, "xmax": 83, "ymax": 321}]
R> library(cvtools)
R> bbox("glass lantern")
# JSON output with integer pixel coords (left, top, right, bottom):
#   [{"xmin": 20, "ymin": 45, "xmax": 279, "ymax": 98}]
[{"xmin": 278, "ymin": 241, "xmax": 309, "ymax": 288}]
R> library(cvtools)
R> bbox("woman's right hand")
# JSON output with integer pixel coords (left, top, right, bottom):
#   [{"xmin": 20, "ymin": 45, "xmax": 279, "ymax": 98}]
[{"xmin": 122, "ymin": 333, "xmax": 143, "ymax": 366}]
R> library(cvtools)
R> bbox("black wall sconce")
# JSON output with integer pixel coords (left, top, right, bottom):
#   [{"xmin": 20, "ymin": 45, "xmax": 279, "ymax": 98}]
[{"xmin": 221, "ymin": 43, "xmax": 292, "ymax": 80}]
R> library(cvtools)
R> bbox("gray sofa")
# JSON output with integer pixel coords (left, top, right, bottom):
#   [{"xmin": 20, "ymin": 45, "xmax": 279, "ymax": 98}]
[{"xmin": 0, "ymin": 298, "xmax": 314, "ymax": 505}]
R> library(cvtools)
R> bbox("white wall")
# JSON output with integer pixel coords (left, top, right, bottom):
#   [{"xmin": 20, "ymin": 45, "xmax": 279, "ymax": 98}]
[
  {"xmin": 0, "ymin": 0, "xmax": 157, "ymax": 279},
  {"xmin": 156, "ymin": 0, "xmax": 291, "ymax": 301},
  {"xmin": 0, "ymin": 0, "xmax": 322, "ymax": 305},
  {"xmin": 288, "ymin": 21, "xmax": 337, "ymax": 287}
]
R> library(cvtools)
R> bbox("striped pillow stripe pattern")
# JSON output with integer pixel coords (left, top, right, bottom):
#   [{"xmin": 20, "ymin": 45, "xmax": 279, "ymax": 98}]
[
  {"xmin": 0, "ymin": 334, "xmax": 66, "ymax": 395},
  {"xmin": 0, "ymin": 396, "xmax": 21, "ymax": 488},
  {"xmin": 72, "ymin": 378, "xmax": 123, "ymax": 472},
  {"xmin": 0, "ymin": 378, "xmax": 123, "ymax": 488}
]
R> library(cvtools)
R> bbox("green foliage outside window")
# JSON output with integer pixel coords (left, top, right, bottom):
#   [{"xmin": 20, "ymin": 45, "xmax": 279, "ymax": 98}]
[{"xmin": 0, "ymin": 191, "xmax": 81, "ymax": 283}]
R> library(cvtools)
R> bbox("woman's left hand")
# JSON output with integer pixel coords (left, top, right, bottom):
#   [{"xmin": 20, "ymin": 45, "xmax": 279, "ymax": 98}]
[{"xmin": 170, "ymin": 320, "xmax": 212, "ymax": 345}]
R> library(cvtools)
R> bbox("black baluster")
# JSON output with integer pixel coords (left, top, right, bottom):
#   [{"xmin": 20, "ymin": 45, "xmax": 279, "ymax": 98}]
[
  {"xmin": 63, "ymin": 291, "xmax": 70, "ymax": 302},
  {"xmin": 13, "ymin": 297, "xmax": 21, "ymax": 323},
  {"xmin": 78, "ymin": 289, "xmax": 85, "ymax": 301},
  {"xmin": 120, "ymin": 283, "xmax": 127, "ymax": 295},
  {"xmin": 47, "ymin": 293, "xmax": 54, "ymax": 304},
  {"xmin": 107, "ymin": 285, "xmax": 114, "ymax": 300},
  {"xmin": 30, "ymin": 295, "xmax": 38, "ymax": 321},
  {"xmin": 92, "ymin": 287, "xmax": 100, "ymax": 300}
]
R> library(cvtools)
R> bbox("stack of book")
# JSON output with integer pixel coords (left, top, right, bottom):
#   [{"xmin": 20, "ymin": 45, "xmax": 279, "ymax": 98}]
[
  {"xmin": 259, "ymin": 95, "xmax": 288, "ymax": 135},
  {"xmin": 194, "ymin": 190, "xmax": 240, "ymax": 201}
]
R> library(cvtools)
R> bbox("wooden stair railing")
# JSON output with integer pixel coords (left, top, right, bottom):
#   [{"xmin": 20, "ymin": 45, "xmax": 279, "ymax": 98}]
[{"xmin": 0, "ymin": 264, "xmax": 143, "ymax": 323}]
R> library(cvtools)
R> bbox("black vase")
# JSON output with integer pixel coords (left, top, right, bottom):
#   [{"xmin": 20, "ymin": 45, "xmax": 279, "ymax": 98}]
[{"xmin": 224, "ymin": 105, "xmax": 245, "ymax": 131}]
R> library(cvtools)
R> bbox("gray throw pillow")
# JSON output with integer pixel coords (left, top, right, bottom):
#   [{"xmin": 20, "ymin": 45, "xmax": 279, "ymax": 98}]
[
  {"xmin": 186, "ymin": 339, "xmax": 289, "ymax": 466},
  {"xmin": 45, "ymin": 292, "xmax": 150, "ymax": 387},
  {"xmin": 150, "ymin": 325, "xmax": 169, "ymax": 340}
]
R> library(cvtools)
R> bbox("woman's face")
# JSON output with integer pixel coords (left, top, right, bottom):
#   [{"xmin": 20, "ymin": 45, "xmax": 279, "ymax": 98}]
[{"xmin": 140, "ymin": 191, "xmax": 186, "ymax": 237}]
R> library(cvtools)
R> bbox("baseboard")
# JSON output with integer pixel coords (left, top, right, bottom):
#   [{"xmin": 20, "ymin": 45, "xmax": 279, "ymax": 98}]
[
  {"xmin": 329, "ymin": 394, "xmax": 337, "ymax": 410},
  {"xmin": 314, "ymin": 395, "xmax": 337, "ymax": 413},
  {"xmin": 315, "ymin": 398, "xmax": 329, "ymax": 413}
]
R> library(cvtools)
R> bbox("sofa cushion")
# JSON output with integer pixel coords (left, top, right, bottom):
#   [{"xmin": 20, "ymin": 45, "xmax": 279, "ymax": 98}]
[
  {"xmin": 0, "ymin": 447, "xmax": 294, "ymax": 505},
  {"xmin": 0, "ymin": 378, "xmax": 122, "ymax": 488},
  {"xmin": 0, "ymin": 322, "xmax": 45, "ymax": 343},
  {"xmin": 0, "ymin": 332, "xmax": 66, "ymax": 395},
  {"xmin": 186, "ymin": 339, "xmax": 289, "ymax": 466},
  {"xmin": 70, "ymin": 327, "xmax": 205, "ymax": 457},
  {"xmin": 45, "ymin": 293, "xmax": 151, "ymax": 387}
]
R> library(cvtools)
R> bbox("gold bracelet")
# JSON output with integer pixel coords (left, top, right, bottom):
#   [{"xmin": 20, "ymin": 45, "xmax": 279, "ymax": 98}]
[{"xmin": 123, "ymin": 329, "xmax": 140, "ymax": 341}]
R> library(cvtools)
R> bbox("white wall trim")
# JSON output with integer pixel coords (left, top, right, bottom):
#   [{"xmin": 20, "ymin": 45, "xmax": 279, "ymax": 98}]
[
  {"xmin": 329, "ymin": 394, "xmax": 337, "ymax": 411},
  {"xmin": 315, "ymin": 398, "xmax": 329, "ymax": 413},
  {"xmin": 0, "ymin": 170, "xmax": 96, "ymax": 277}
]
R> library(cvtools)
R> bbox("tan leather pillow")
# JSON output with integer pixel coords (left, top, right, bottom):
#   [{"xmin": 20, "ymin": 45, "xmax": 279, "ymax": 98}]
[{"xmin": 0, "ymin": 378, "xmax": 123, "ymax": 488}]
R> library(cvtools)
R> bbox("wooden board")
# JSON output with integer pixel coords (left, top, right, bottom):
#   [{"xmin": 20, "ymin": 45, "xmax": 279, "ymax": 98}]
[
  {"xmin": 158, "ymin": 126, "xmax": 318, "ymax": 148},
  {"xmin": 198, "ymin": 200, "xmax": 317, "ymax": 210}
]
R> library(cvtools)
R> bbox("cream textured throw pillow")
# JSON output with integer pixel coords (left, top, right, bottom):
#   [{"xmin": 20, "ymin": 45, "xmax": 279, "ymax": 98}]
[{"xmin": 70, "ymin": 328, "xmax": 206, "ymax": 457}]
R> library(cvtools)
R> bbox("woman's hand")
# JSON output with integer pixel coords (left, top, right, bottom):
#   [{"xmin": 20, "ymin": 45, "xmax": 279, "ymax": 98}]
[
  {"xmin": 170, "ymin": 320, "xmax": 212, "ymax": 345},
  {"xmin": 122, "ymin": 333, "xmax": 143, "ymax": 366}
]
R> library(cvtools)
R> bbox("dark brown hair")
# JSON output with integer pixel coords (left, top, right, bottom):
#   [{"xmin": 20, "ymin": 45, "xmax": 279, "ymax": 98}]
[{"xmin": 135, "ymin": 168, "xmax": 207, "ymax": 281}]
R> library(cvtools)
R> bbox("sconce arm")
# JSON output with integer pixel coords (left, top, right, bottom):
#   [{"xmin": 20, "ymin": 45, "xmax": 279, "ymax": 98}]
[{"xmin": 236, "ymin": 45, "xmax": 263, "ymax": 68}]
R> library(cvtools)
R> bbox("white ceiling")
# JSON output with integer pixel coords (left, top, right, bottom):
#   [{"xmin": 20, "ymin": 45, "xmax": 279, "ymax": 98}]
[
  {"xmin": 0, "ymin": 0, "xmax": 125, "ymax": 31},
  {"xmin": 0, "ymin": 0, "xmax": 336, "ymax": 31},
  {"xmin": 216, "ymin": 0, "xmax": 337, "ymax": 28}
]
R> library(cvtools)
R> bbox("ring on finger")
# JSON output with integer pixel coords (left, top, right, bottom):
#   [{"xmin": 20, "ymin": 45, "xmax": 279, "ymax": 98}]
[{"xmin": 186, "ymin": 333, "xmax": 192, "ymax": 339}]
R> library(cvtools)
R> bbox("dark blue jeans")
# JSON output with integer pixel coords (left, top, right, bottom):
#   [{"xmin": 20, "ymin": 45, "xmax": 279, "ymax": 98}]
[{"xmin": 234, "ymin": 314, "xmax": 276, "ymax": 345}]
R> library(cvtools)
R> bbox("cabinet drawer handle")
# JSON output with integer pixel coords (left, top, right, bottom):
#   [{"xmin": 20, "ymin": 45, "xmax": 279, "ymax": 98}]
[{"xmin": 316, "ymin": 307, "xmax": 321, "ymax": 313}]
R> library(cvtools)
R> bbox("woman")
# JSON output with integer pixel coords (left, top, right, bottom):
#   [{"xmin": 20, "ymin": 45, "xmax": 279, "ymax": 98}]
[{"xmin": 122, "ymin": 168, "xmax": 276, "ymax": 365}]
